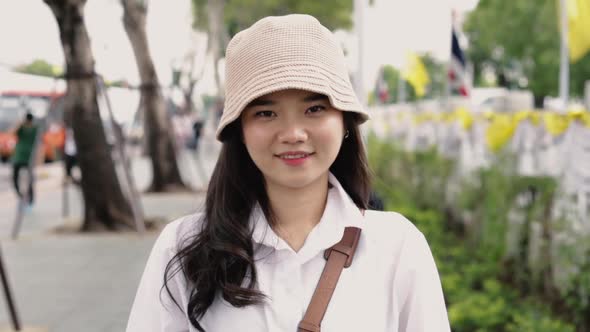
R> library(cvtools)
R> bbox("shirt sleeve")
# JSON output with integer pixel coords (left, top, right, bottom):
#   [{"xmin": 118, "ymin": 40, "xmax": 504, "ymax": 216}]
[
  {"xmin": 395, "ymin": 228, "xmax": 450, "ymax": 332},
  {"xmin": 126, "ymin": 222, "xmax": 190, "ymax": 332}
]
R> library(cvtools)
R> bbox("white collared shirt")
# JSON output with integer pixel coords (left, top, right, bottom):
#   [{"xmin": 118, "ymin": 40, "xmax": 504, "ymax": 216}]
[{"xmin": 127, "ymin": 174, "xmax": 450, "ymax": 332}]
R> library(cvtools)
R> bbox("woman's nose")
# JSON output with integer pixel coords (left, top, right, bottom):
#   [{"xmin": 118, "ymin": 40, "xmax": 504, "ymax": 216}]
[{"xmin": 277, "ymin": 122, "xmax": 308, "ymax": 144}]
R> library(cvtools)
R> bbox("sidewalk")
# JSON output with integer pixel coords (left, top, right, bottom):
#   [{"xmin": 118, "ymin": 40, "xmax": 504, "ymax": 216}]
[
  {"xmin": 0, "ymin": 190, "xmax": 206, "ymax": 332},
  {"xmin": 0, "ymin": 146, "xmax": 219, "ymax": 331},
  {"xmin": 0, "ymin": 145, "xmax": 219, "ymax": 237}
]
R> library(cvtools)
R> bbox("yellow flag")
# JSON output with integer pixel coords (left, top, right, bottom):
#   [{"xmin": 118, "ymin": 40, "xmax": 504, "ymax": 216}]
[
  {"xmin": 567, "ymin": 0, "xmax": 590, "ymax": 62},
  {"xmin": 402, "ymin": 53, "xmax": 430, "ymax": 97}
]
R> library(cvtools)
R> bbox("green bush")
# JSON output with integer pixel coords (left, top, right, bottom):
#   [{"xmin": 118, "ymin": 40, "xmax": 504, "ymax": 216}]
[
  {"xmin": 366, "ymin": 135, "xmax": 582, "ymax": 331},
  {"xmin": 448, "ymin": 291, "xmax": 510, "ymax": 331},
  {"xmin": 507, "ymin": 305, "xmax": 575, "ymax": 332}
]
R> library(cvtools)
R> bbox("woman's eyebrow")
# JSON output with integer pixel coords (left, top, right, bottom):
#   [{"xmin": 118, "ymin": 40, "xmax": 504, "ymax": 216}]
[
  {"xmin": 302, "ymin": 93, "xmax": 328, "ymax": 102},
  {"xmin": 246, "ymin": 98, "xmax": 275, "ymax": 108}
]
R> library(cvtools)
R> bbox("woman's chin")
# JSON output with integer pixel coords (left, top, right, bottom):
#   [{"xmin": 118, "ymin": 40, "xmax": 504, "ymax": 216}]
[{"xmin": 265, "ymin": 171, "xmax": 328, "ymax": 191}]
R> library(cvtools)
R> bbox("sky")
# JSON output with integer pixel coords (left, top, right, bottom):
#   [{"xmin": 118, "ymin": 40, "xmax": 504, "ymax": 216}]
[{"xmin": 0, "ymin": 0, "xmax": 479, "ymax": 98}]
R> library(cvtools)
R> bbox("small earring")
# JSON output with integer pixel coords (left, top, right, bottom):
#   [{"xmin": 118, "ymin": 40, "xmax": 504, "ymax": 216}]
[{"xmin": 344, "ymin": 130, "xmax": 349, "ymax": 139}]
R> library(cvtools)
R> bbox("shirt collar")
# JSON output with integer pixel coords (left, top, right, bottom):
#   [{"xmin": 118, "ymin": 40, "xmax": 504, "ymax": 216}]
[{"xmin": 249, "ymin": 172, "xmax": 364, "ymax": 262}]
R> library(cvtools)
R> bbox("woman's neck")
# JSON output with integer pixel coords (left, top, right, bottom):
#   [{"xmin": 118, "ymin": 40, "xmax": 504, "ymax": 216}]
[{"xmin": 266, "ymin": 173, "xmax": 330, "ymax": 252}]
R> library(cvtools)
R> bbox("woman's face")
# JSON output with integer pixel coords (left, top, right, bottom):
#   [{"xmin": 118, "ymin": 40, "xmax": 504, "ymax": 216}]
[{"xmin": 241, "ymin": 89, "xmax": 345, "ymax": 191}]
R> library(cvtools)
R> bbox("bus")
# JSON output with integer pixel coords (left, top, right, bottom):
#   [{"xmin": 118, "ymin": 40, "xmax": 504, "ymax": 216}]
[{"xmin": 0, "ymin": 90, "xmax": 66, "ymax": 163}]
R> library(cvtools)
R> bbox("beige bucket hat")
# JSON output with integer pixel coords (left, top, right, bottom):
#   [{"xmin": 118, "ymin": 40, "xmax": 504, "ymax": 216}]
[{"xmin": 216, "ymin": 14, "xmax": 369, "ymax": 141}]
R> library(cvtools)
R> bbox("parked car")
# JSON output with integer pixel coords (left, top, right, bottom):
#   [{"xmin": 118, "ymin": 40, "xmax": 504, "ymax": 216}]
[{"xmin": 0, "ymin": 90, "xmax": 66, "ymax": 163}]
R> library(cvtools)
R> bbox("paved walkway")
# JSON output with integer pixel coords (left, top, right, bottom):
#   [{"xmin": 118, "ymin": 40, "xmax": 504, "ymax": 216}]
[
  {"xmin": 0, "ymin": 191, "xmax": 206, "ymax": 332},
  {"xmin": 0, "ymin": 145, "xmax": 219, "ymax": 331}
]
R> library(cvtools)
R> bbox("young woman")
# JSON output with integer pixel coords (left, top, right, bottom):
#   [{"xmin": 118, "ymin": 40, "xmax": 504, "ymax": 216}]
[{"xmin": 127, "ymin": 14, "xmax": 449, "ymax": 332}]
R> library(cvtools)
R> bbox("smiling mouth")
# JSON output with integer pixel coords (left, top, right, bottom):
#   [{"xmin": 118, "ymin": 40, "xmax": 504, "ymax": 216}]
[{"xmin": 276, "ymin": 152, "xmax": 315, "ymax": 159}]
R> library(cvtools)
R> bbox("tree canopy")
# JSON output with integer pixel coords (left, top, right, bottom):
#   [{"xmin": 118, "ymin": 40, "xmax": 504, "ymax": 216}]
[
  {"xmin": 14, "ymin": 59, "xmax": 62, "ymax": 77},
  {"xmin": 192, "ymin": 0, "xmax": 353, "ymax": 37},
  {"xmin": 464, "ymin": 0, "xmax": 590, "ymax": 103}
]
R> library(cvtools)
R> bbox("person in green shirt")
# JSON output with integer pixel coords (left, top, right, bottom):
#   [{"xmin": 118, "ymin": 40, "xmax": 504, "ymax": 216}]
[{"xmin": 11, "ymin": 112, "xmax": 38, "ymax": 205}]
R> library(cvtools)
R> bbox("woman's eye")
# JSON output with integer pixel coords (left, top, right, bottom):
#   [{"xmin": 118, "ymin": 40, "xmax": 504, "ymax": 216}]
[
  {"xmin": 254, "ymin": 110, "xmax": 275, "ymax": 118},
  {"xmin": 306, "ymin": 105, "xmax": 326, "ymax": 114}
]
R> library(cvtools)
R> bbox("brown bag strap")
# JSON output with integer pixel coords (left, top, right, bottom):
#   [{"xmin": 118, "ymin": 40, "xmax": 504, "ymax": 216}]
[{"xmin": 297, "ymin": 226, "xmax": 362, "ymax": 332}]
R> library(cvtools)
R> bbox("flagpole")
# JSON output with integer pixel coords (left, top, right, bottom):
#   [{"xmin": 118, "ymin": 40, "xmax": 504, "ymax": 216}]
[
  {"xmin": 559, "ymin": 0, "xmax": 569, "ymax": 110},
  {"xmin": 354, "ymin": 0, "xmax": 366, "ymax": 106},
  {"xmin": 445, "ymin": 10, "xmax": 454, "ymax": 112}
]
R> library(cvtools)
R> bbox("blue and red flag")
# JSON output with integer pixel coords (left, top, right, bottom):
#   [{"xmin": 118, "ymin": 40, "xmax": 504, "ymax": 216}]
[{"xmin": 449, "ymin": 28, "xmax": 469, "ymax": 97}]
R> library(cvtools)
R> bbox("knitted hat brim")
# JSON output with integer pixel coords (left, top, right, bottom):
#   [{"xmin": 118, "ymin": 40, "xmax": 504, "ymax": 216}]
[{"xmin": 216, "ymin": 65, "xmax": 368, "ymax": 140}]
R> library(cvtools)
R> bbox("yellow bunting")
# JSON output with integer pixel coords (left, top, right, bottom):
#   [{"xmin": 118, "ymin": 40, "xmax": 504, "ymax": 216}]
[
  {"xmin": 513, "ymin": 110, "xmax": 530, "ymax": 123},
  {"xmin": 453, "ymin": 107, "xmax": 474, "ymax": 130},
  {"xmin": 483, "ymin": 110, "xmax": 495, "ymax": 120},
  {"xmin": 513, "ymin": 110, "xmax": 542, "ymax": 126},
  {"xmin": 529, "ymin": 112, "xmax": 542, "ymax": 125},
  {"xmin": 543, "ymin": 113, "xmax": 571, "ymax": 136},
  {"xmin": 485, "ymin": 113, "xmax": 517, "ymax": 151},
  {"xmin": 568, "ymin": 108, "xmax": 590, "ymax": 127}
]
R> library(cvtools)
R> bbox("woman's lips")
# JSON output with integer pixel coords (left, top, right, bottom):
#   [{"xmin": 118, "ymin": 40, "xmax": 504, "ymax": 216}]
[{"xmin": 276, "ymin": 152, "xmax": 314, "ymax": 166}]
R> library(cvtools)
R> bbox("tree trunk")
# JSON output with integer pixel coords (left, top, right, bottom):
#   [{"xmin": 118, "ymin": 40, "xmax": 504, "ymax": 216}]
[
  {"xmin": 44, "ymin": 0, "xmax": 135, "ymax": 231},
  {"xmin": 183, "ymin": 79, "xmax": 197, "ymax": 113},
  {"xmin": 181, "ymin": 35, "xmax": 205, "ymax": 114},
  {"xmin": 121, "ymin": 0, "xmax": 187, "ymax": 192},
  {"xmin": 207, "ymin": 0, "xmax": 227, "ymax": 96}
]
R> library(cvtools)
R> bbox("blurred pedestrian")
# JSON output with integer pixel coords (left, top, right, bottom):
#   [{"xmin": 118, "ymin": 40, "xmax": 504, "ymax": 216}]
[
  {"xmin": 190, "ymin": 116, "xmax": 203, "ymax": 152},
  {"xmin": 11, "ymin": 112, "xmax": 38, "ymax": 206},
  {"xmin": 63, "ymin": 127, "xmax": 79, "ymax": 185},
  {"xmin": 127, "ymin": 14, "xmax": 449, "ymax": 332}
]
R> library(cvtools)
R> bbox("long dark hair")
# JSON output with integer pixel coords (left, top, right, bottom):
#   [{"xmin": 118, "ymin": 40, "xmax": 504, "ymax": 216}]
[{"xmin": 163, "ymin": 112, "xmax": 371, "ymax": 331}]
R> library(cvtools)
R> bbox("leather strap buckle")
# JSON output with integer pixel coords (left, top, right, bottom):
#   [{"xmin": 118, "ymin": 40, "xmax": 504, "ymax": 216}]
[
  {"xmin": 323, "ymin": 227, "xmax": 361, "ymax": 268},
  {"xmin": 298, "ymin": 227, "xmax": 362, "ymax": 332}
]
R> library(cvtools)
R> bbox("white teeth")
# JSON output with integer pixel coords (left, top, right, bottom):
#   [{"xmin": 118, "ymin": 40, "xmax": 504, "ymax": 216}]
[{"xmin": 281, "ymin": 154, "xmax": 307, "ymax": 159}]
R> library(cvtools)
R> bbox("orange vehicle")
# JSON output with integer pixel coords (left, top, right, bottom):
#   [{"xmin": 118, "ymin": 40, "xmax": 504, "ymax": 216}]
[{"xmin": 0, "ymin": 90, "xmax": 66, "ymax": 163}]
